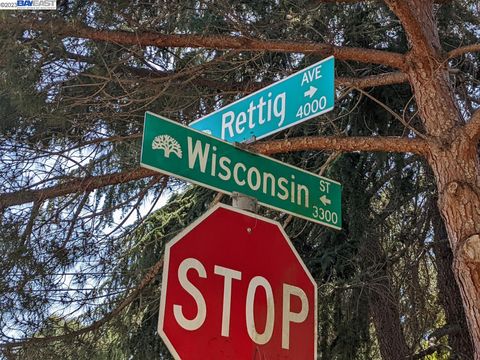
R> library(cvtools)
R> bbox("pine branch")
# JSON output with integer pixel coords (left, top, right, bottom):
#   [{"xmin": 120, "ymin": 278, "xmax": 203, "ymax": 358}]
[
  {"xmin": 0, "ymin": 135, "xmax": 429, "ymax": 209},
  {"xmin": 0, "ymin": 168, "xmax": 161, "ymax": 209},
  {"xmin": 0, "ymin": 257, "xmax": 164, "ymax": 349},
  {"xmin": 3, "ymin": 17, "xmax": 406, "ymax": 69},
  {"xmin": 134, "ymin": 66, "xmax": 408, "ymax": 90},
  {"xmin": 428, "ymin": 324, "xmax": 461, "ymax": 340},
  {"xmin": 448, "ymin": 43, "xmax": 480, "ymax": 59},
  {"xmin": 311, "ymin": 0, "xmax": 450, "ymax": 3},
  {"xmin": 464, "ymin": 109, "xmax": 480, "ymax": 142},
  {"xmin": 410, "ymin": 344, "xmax": 447, "ymax": 359},
  {"xmin": 59, "ymin": 39, "xmax": 410, "ymax": 90},
  {"xmin": 250, "ymin": 135, "xmax": 429, "ymax": 156},
  {"xmin": 337, "ymin": 72, "xmax": 408, "ymax": 88},
  {"xmin": 125, "ymin": 64, "xmax": 409, "ymax": 90},
  {"xmin": 133, "ymin": 67, "xmax": 408, "ymax": 91}
]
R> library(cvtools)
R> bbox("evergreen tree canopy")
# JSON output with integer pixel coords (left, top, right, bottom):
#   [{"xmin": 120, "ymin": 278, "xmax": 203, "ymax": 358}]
[{"xmin": 0, "ymin": 1, "xmax": 479, "ymax": 359}]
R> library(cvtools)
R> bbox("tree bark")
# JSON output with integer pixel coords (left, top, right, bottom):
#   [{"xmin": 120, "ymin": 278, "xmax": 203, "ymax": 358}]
[
  {"xmin": 384, "ymin": 0, "xmax": 480, "ymax": 357},
  {"xmin": 361, "ymin": 238, "xmax": 411, "ymax": 360},
  {"xmin": 431, "ymin": 203, "xmax": 474, "ymax": 359},
  {"xmin": 427, "ymin": 142, "xmax": 480, "ymax": 359}
]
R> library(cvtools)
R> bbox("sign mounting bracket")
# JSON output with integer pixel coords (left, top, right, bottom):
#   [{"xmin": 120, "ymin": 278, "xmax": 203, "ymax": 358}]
[{"xmin": 231, "ymin": 192, "xmax": 258, "ymax": 213}]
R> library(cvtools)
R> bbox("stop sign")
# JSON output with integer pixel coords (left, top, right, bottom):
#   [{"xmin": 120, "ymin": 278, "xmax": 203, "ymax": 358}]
[{"xmin": 158, "ymin": 204, "xmax": 317, "ymax": 359}]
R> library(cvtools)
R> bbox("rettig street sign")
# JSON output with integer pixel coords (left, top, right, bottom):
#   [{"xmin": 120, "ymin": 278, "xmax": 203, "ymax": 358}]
[
  {"xmin": 158, "ymin": 204, "xmax": 317, "ymax": 359},
  {"xmin": 189, "ymin": 56, "xmax": 334, "ymax": 143},
  {"xmin": 141, "ymin": 111, "xmax": 342, "ymax": 229}
]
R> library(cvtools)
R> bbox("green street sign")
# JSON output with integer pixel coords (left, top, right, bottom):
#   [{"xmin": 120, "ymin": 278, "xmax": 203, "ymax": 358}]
[
  {"xmin": 190, "ymin": 56, "xmax": 335, "ymax": 143},
  {"xmin": 141, "ymin": 112, "xmax": 342, "ymax": 229}
]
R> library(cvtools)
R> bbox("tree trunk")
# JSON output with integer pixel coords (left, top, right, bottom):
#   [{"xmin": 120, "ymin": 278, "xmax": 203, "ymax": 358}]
[
  {"xmin": 360, "ymin": 234, "xmax": 411, "ymax": 360},
  {"xmin": 369, "ymin": 274, "xmax": 411, "ymax": 360},
  {"xmin": 432, "ymin": 203, "xmax": 474, "ymax": 359},
  {"xmin": 426, "ymin": 144, "xmax": 480, "ymax": 359},
  {"xmin": 387, "ymin": 0, "xmax": 480, "ymax": 356},
  {"xmin": 408, "ymin": 44, "xmax": 480, "ymax": 360}
]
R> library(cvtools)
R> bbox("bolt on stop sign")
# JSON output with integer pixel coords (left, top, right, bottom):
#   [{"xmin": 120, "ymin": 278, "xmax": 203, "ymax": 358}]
[{"xmin": 158, "ymin": 204, "xmax": 317, "ymax": 359}]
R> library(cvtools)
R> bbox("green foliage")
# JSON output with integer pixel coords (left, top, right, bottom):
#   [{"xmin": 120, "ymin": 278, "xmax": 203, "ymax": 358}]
[{"xmin": 0, "ymin": 1, "xmax": 478, "ymax": 359}]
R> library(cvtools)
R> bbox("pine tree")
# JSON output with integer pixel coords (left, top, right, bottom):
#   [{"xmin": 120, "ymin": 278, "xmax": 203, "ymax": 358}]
[{"xmin": 0, "ymin": 1, "xmax": 479, "ymax": 358}]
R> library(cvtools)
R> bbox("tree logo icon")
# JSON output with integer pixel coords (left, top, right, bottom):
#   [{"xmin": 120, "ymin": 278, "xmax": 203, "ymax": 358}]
[{"xmin": 152, "ymin": 135, "xmax": 183, "ymax": 159}]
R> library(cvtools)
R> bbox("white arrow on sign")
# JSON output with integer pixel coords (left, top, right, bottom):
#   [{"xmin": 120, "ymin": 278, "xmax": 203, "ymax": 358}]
[
  {"xmin": 304, "ymin": 86, "xmax": 318, "ymax": 98},
  {"xmin": 320, "ymin": 195, "xmax": 331, "ymax": 206}
]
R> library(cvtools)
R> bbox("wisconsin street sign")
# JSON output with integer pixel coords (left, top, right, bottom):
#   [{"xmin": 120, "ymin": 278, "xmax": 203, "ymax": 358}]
[
  {"xmin": 189, "ymin": 56, "xmax": 334, "ymax": 143},
  {"xmin": 141, "ymin": 112, "xmax": 341, "ymax": 229}
]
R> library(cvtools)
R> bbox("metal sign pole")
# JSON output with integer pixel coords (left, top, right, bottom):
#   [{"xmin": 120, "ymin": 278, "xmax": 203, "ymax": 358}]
[{"xmin": 231, "ymin": 192, "xmax": 258, "ymax": 213}]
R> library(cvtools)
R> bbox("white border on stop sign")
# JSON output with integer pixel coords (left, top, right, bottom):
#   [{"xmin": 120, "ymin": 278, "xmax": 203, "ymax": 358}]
[{"xmin": 157, "ymin": 203, "xmax": 318, "ymax": 359}]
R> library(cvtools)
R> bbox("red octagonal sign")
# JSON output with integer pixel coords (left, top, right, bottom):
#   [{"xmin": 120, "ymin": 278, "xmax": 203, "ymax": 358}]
[{"xmin": 158, "ymin": 204, "xmax": 317, "ymax": 359}]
